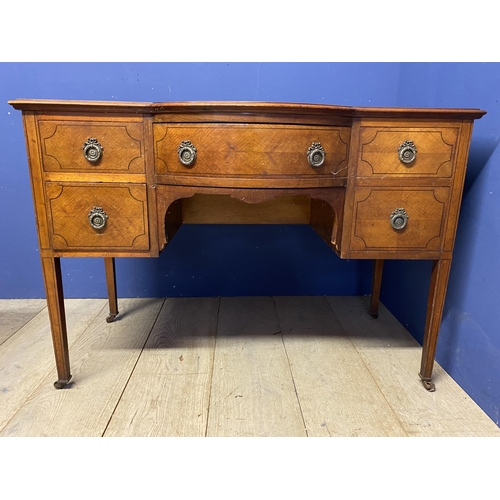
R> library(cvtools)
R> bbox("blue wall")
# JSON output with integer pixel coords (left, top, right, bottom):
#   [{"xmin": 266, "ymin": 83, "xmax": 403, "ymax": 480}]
[{"xmin": 1, "ymin": 62, "xmax": 499, "ymax": 426}]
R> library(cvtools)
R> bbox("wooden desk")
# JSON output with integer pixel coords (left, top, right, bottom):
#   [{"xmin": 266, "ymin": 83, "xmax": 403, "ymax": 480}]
[{"xmin": 9, "ymin": 99, "xmax": 486, "ymax": 392}]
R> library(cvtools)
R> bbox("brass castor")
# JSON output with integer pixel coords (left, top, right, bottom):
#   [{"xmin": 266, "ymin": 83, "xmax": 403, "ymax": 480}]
[
  {"xmin": 54, "ymin": 376, "xmax": 72, "ymax": 389},
  {"xmin": 419, "ymin": 375, "xmax": 436, "ymax": 392},
  {"xmin": 106, "ymin": 313, "xmax": 118, "ymax": 323}
]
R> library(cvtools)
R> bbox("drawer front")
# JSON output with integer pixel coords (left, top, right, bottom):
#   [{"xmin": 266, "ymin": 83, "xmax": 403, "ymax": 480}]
[
  {"xmin": 38, "ymin": 120, "xmax": 145, "ymax": 173},
  {"xmin": 350, "ymin": 187, "xmax": 449, "ymax": 252},
  {"xmin": 358, "ymin": 126, "xmax": 459, "ymax": 178},
  {"xmin": 46, "ymin": 184, "xmax": 149, "ymax": 250},
  {"xmin": 154, "ymin": 124, "xmax": 349, "ymax": 177}
]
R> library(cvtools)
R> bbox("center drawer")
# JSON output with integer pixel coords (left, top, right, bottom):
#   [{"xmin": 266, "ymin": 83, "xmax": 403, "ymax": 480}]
[{"xmin": 154, "ymin": 124, "xmax": 350, "ymax": 179}]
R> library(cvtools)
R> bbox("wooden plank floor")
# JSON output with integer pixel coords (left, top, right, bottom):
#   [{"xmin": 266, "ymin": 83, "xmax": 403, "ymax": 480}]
[{"xmin": 0, "ymin": 296, "xmax": 499, "ymax": 437}]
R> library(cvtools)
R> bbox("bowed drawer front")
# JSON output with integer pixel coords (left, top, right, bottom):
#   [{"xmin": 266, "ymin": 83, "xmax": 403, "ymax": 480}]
[{"xmin": 154, "ymin": 123, "xmax": 350, "ymax": 182}]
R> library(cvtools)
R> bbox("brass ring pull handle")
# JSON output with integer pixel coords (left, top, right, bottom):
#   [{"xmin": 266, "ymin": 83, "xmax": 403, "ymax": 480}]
[
  {"xmin": 307, "ymin": 142, "xmax": 326, "ymax": 168},
  {"xmin": 390, "ymin": 208, "xmax": 409, "ymax": 230},
  {"xmin": 178, "ymin": 140, "xmax": 197, "ymax": 166},
  {"xmin": 398, "ymin": 140, "xmax": 417, "ymax": 165},
  {"xmin": 83, "ymin": 138, "xmax": 103, "ymax": 162},
  {"xmin": 88, "ymin": 207, "xmax": 108, "ymax": 230}
]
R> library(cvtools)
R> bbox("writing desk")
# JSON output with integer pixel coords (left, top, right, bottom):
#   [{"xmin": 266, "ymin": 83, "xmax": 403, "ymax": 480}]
[{"xmin": 9, "ymin": 99, "xmax": 486, "ymax": 392}]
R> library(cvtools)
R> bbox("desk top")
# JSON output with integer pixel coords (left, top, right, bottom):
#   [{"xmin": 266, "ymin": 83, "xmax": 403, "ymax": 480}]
[{"xmin": 8, "ymin": 99, "xmax": 487, "ymax": 120}]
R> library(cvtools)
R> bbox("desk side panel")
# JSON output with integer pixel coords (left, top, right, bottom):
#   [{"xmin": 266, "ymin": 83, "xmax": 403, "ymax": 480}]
[
  {"xmin": 22, "ymin": 112, "xmax": 51, "ymax": 251},
  {"xmin": 442, "ymin": 121, "xmax": 474, "ymax": 252}
]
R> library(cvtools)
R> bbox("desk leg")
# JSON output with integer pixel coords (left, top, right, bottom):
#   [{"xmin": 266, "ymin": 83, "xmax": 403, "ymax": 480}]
[
  {"xmin": 369, "ymin": 260, "xmax": 384, "ymax": 319},
  {"xmin": 41, "ymin": 257, "xmax": 72, "ymax": 389},
  {"xmin": 419, "ymin": 259, "xmax": 452, "ymax": 392},
  {"xmin": 104, "ymin": 257, "xmax": 119, "ymax": 323}
]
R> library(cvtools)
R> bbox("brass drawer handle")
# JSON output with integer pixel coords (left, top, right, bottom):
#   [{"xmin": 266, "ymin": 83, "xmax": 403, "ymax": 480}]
[
  {"xmin": 398, "ymin": 140, "xmax": 417, "ymax": 165},
  {"xmin": 307, "ymin": 142, "xmax": 325, "ymax": 168},
  {"xmin": 83, "ymin": 138, "xmax": 103, "ymax": 162},
  {"xmin": 390, "ymin": 208, "xmax": 409, "ymax": 230},
  {"xmin": 88, "ymin": 207, "xmax": 108, "ymax": 230},
  {"xmin": 178, "ymin": 140, "xmax": 197, "ymax": 166}
]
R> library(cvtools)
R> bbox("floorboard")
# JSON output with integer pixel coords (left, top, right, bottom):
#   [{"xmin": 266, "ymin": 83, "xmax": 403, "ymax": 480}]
[
  {"xmin": 0, "ymin": 298, "xmax": 162, "ymax": 437},
  {"xmin": 326, "ymin": 296, "xmax": 500, "ymax": 437},
  {"xmin": 0, "ymin": 299, "xmax": 106, "ymax": 432},
  {"xmin": 206, "ymin": 296, "xmax": 306, "ymax": 437},
  {"xmin": 104, "ymin": 297, "xmax": 219, "ymax": 437},
  {"xmin": 274, "ymin": 296, "xmax": 408, "ymax": 436},
  {"xmin": 0, "ymin": 299, "xmax": 47, "ymax": 346}
]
